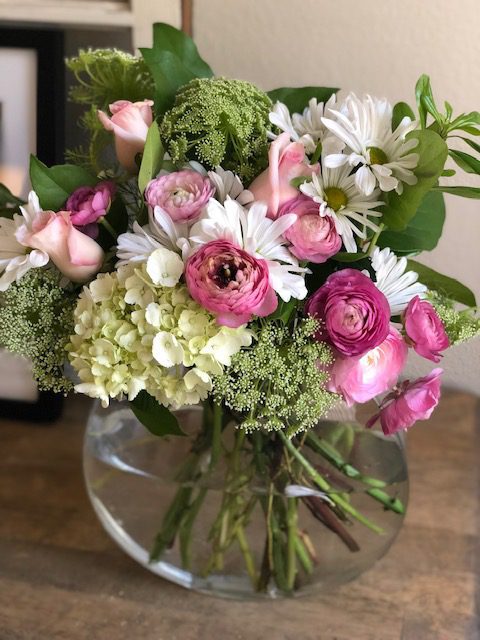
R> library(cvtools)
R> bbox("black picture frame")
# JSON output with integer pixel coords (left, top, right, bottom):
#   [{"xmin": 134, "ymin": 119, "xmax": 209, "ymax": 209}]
[{"xmin": 0, "ymin": 25, "xmax": 65, "ymax": 422}]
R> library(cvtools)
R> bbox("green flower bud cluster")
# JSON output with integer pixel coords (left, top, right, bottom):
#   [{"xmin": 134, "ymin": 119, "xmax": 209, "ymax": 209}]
[
  {"xmin": 0, "ymin": 269, "xmax": 75, "ymax": 393},
  {"xmin": 213, "ymin": 318, "xmax": 338, "ymax": 435},
  {"xmin": 429, "ymin": 292, "xmax": 480, "ymax": 345},
  {"xmin": 160, "ymin": 77, "xmax": 272, "ymax": 181}
]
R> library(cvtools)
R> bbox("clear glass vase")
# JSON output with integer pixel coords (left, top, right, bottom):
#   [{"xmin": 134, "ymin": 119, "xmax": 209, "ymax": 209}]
[{"xmin": 83, "ymin": 400, "xmax": 408, "ymax": 600}]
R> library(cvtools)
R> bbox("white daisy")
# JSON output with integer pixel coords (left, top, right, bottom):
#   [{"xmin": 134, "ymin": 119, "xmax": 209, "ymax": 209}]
[
  {"xmin": 117, "ymin": 207, "xmax": 190, "ymax": 266},
  {"xmin": 370, "ymin": 247, "xmax": 427, "ymax": 315},
  {"xmin": 269, "ymin": 95, "xmax": 343, "ymax": 156},
  {"xmin": 0, "ymin": 191, "xmax": 49, "ymax": 291},
  {"xmin": 321, "ymin": 93, "xmax": 419, "ymax": 196},
  {"xmin": 188, "ymin": 198, "xmax": 308, "ymax": 302},
  {"xmin": 299, "ymin": 163, "xmax": 384, "ymax": 253},
  {"xmin": 207, "ymin": 167, "xmax": 254, "ymax": 206}
]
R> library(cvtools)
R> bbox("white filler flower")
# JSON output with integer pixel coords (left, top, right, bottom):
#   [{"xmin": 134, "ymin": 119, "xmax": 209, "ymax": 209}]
[{"xmin": 322, "ymin": 93, "xmax": 419, "ymax": 196}]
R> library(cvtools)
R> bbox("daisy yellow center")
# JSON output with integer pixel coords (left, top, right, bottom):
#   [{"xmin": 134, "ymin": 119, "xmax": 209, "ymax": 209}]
[
  {"xmin": 367, "ymin": 146, "xmax": 388, "ymax": 165},
  {"xmin": 324, "ymin": 186, "xmax": 348, "ymax": 212}
]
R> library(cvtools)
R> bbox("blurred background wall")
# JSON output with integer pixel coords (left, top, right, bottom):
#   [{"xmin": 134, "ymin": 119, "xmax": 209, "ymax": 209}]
[{"xmin": 190, "ymin": 0, "xmax": 480, "ymax": 395}]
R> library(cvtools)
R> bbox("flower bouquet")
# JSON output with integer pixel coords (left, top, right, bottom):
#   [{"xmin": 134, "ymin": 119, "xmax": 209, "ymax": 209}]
[{"xmin": 1, "ymin": 23, "xmax": 479, "ymax": 598}]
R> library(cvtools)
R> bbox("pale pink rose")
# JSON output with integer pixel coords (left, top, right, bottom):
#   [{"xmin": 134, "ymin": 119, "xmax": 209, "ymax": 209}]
[
  {"xmin": 16, "ymin": 211, "xmax": 103, "ymax": 282},
  {"xmin": 249, "ymin": 132, "xmax": 318, "ymax": 218},
  {"xmin": 404, "ymin": 295, "xmax": 450, "ymax": 363},
  {"xmin": 145, "ymin": 170, "xmax": 215, "ymax": 223},
  {"xmin": 98, "ymin": 99, "xmax": 154, "ymax": 173},
  {"xmin": 366, "ymin": 368, "xmax": 443, "ymax": 435},
  {"xmin": 328, "ymin": 327, "xmax": 408, "ymax": 406},
  {"xmin": 66, "ymin": 181, "xmax": 116, "ymax": 238},
  {"xmin": 185, "ymin": 239, "xmax": 277, "ymax": 327},
  {"xmin": 278, "ymin": 194, "xmax": 341, "ymax": 263}
]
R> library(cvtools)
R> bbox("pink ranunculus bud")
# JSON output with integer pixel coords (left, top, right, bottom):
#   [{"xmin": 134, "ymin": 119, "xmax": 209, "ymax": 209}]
[
  {"xmin": 16, "ymin": 210, "xmax": 103, "ymax": 282},
  {"xmin": 185, "ymin": 239, "xmax": 277, "ymax": 327},
  {"xmin": 328, "ymin": 326, "xmax": 408, "ymax": 406},
  {"xmin": 278, "ymin": 194, "xmax": 341, "ymax": 263},
  {"xmin": 145, "ymin": 170, "xmax": 215, "ymax": 223},
  {"xmin": 305, "ymin": 268, "xmax": 391, "ymax": 357},
  {"xmin": 98, "ymin": 99, "xmax": 154, "ymax": 173},
  {"xmin": 66, "ymin": 181, "xmax": 116, "ymax": 238},
  {"xmin": 249, "ymin": 132, "xmax": 318, "ymax": 218},
  {"xmin": 366, "ymin": 368, "xmax": 443, "ymax": 435},
  {"xmin": 404, "ymin": 295, "xmax": 450, "ymax": 363}
]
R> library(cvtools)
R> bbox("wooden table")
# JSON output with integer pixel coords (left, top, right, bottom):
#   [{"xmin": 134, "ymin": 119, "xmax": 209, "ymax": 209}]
[{"xmin": 0, "ymin": 392, "xmax": 478, "ymax": 640}]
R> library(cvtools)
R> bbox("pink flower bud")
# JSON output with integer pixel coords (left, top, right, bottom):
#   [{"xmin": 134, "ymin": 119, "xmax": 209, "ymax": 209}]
[
  {"xmin": 404, "ymin": 296, "xmax": 449, "ymax": 363},
  {"xmin": 145, "ymin": 170, "xmax": 214, "ymax": 223}
]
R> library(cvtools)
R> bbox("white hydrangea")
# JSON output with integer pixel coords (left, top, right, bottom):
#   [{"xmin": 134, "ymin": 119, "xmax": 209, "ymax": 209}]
[{"xmin": 67, "ymin": 261, "xmax": 253, "ymax": 409}]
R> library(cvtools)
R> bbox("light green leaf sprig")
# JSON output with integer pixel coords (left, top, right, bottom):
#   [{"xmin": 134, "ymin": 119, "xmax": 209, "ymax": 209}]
[
  {"xmin": 213, "ymin": 318, "xmax": 338, "ymax": 436},
  {"xmin": 0, "ymin": 269, "xmax": 75, "ymax": 393}
]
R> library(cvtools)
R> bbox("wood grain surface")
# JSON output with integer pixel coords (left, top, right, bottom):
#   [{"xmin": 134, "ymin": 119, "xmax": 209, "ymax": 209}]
[{"xmin": 0, "ymin": 392, "xmax": 478, "ymax": 640}]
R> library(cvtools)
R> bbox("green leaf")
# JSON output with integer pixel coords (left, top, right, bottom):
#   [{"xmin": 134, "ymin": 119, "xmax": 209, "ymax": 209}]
[
  {"xmin": 269, "ymin": 298, "xmax": 298, "ymax": 324},
  {"xmin": 29, "ymin": 156, "xmax": 97, "ymax": 210},
  {"xmin": 392, "ymin": 102, "xmax": 415, "ymax": 130},
  {"xmin": 0, "ymin": 183, "xmax": 25, "ymax": 207},
  {"xmin": 407, "ymin": 260, "xmax": 476, "ymax": 307},
  {"xmin": 381, "ymin": 129, "xmax": 448, "ymax": 231},
  {"xmin": 449, "ymin": 149, "xmax": 480, "ymax": 174},
  {"xmin": 138, "ymin": 122, "xmax": 164, "ymax": 194},
  {"xmin": 441, "ymin": 169, "xmax": 456, "ymax": 177},
  {"xmin": 415, "ymin": 74, "xmax": 440, "ymax": 128},
  {"xmin": 140, "ymin": 23, "xmax": 213, "ymax": 114},
  {"xmin": 378, "ymin": 190, "xmax": 445, "ymax": 254},
  {"xmin": 267, "ymin": 86, "xmax": 337, "ymax": 114},
  {"xmin": 331, "ymin": 252, "xmax": 366, "ymax": 263},
  {"xmin": 130, "ymin": 390, "xmax": 184, "ymax": 437},
  {"xmin": 434, "ymin": 185, "xmax": 480, "ymax": 198},
  {"xmin": 458, "ymin": 136, "xmax": 480, "ymax": 154}
]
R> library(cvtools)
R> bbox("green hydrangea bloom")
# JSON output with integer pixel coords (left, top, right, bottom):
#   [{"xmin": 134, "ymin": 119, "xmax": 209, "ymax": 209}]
[
  {"xmin": 0, "ymin": 269, "xmax": 75, "ymax": 393},
  {"xmin": 160, "ymin": 77, "xmax": 272, "ymax": 181},
  {"xmin": 213, "ymin": 318, "xmax": 338, "ymax": 436}
]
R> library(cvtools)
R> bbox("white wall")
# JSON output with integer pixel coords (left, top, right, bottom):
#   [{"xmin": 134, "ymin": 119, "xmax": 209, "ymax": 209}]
[{"xmin": 193, "ymin": 0, "xmax": 480, "ymax": 395}]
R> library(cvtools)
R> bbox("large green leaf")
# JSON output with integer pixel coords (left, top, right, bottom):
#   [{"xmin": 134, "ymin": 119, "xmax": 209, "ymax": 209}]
[
  {"xmin": 407, "ymin": 260, "xmax": 476, "ymax": 307},
  {"xmin": 138, "ymin": 122, "xmax": 164, "ymax": 194},
  {"xmin": 0, "ymin": 183, "xmax": 25, "ymax": 207},
  {"xmin": 140, "ymin": 23, "xmax": 213, "ymax": 114},
  {"xmin": 130, "ymin": 391, "xmax": 184, "ymax": 437},
  {"xmin": 378, "ymin": 190, "xmax": 445, "ymax": 254},
  {"xmin": 392, "ymin": 102, "xmax": 415, "ymax": 131},
  {"xmin": 434, "ymin": 185, "xmax": 480, "ymax": 198},
  {"xmin": 267, "ymin": 86, "xmax": 338, "ymax": 114},
  {"xmin": 29, "ymin": 156, "xmax": 97, "ymax": 211},
  {"xmin": 449, "ymin": 149, "xmax": 480, "ymax": 174},
  {"xmin": 381, "ymin": 129, "xmax": 448, "ymax": 231}
]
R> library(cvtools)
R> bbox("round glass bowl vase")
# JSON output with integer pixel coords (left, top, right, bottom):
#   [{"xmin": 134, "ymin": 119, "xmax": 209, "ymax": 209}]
[{"xmin": 83, "ymin": 400, "xmax": 408, "ymax": 600}]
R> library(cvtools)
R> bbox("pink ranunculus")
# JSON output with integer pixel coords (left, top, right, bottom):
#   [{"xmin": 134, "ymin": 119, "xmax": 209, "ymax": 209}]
[
  {"xmin": 366, "ymin": 368, "xmax": 443, "ymax": 435},
  {"xmin": 328, "ymin": 327, "xmax": 408, "ymax": 406},
  {"xmin": 98, "ymin": 99, "xmax": 154, "ymax": 173},
  {"xmin": 249, "ymin": 132, "xmax": 318, "ymax": 218},
  {"xmin": 66, "ymin": 181, "xmax": 116, "ymax": 238},
  {"xmin": 305, "ymin": 268, "xmax": 391, "ymax": 357},
  {"xmin": 278, "ymin": 194, "xmax": 341, "ymax": 263},
  {"xmin": 404, "ymin": 295, "xmax": 450, "ymax": 363},
  {"xmin": 16, "ymin": 211, "xmax": 103, "ymax": 282},
  {"xmin": 185, "ymin": 239, "xmax": 277, "ymax": 327},
  {"xmin": 145, "ymin": 170, "xmax": 215, "ymax": 223}
]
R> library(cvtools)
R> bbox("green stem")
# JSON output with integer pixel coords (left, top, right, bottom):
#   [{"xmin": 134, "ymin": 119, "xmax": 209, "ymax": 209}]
[
  {"xmin": 286, "ymin": 498, "xmax": 298, "ymax": 590},
  {"xmin": 236, "ymin": 526, "xmax": 257, "ymax": 585},
  {"xmin": 294, "ymin": 535, "xmax": 314, "ymax": 575},
  {"xmin": 367, "ymin": 223, "xmax": 385, "ymax": 256},
  {"xmin": 366, "ymin": 488, "xmax": 405, "ymax": 514},
  {"xmin": 278, "ymin": 431, "xmax": 384, "ymax": 534},
  {"xmin": 210, "ymin": 402, "xmax": 223, "ymax": 469},
  {"xmin": 99, "ymin": 216, "xmax": 118, "ymax": 240},
  {"xmin": 179, "ymin": 487, "xmax": 208, "ymax": 568}
]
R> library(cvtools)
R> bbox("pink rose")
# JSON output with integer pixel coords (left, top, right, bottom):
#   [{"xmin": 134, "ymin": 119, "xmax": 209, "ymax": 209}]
[
  {"xmin": 249, "ymin": 133, "xmax": 318, "ymax": 218},
  {"xmin": 305, "ymin": 268, "xmax": 390, "ymax": 357},
  {"xmin": 404, "ymin": 296, "xmax": 449, "ymax": 363},
  {"xmin": 98, "ymin": 99, "xmax": 154, "ymax": 173},
  {"xmin": 145, "ymin": 170, "xmax": 215, "ymax": 223},
  {"xmin": 278, "ymin": 195, "xmax": 341, "ymax": 263},
  {"xmin": 328, "ymin": 327, "xmax": 408, "ymax": 406},
  {"xmin": 367, "ymin": 368, "xmax": 443, "ymax": 435},
  {"xmin": 185, "ymin": 239, "xmax": 277, "ymax": 327},
  {"xmin": 66, "ymin": 181, "xmax": 116, "ymax": 238},
  {"xmin": 16, "ymin": 211, "xmax": 103, "ymax": 282}
]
